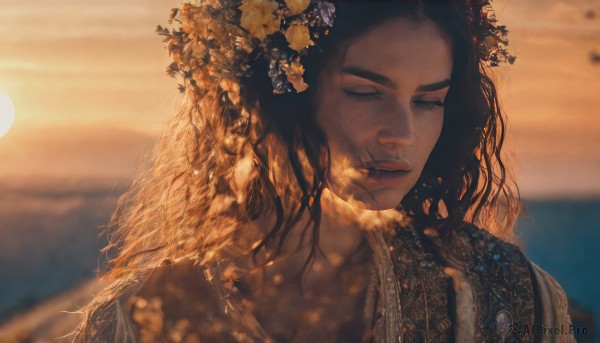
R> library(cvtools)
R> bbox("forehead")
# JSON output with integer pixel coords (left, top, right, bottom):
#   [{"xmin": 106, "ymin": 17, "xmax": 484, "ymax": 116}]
[{"xmin": 340, "ymin": 18, "xmax": 453, "ymax": 86}]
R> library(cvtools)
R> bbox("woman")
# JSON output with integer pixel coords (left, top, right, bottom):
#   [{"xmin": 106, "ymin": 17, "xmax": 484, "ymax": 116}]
[{"xmin": 73, "ymin": 0, "xmax": 575, "ymax": 342}]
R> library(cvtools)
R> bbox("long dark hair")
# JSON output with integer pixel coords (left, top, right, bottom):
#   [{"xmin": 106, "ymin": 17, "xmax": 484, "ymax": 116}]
[
  {"xmin": 240, "ymin": 0, "xmax": 520, "ymax": 280},
  {"xmin": 97, "ymin": 0, "xmax": 519, "ymax": 291},
  {"xmin": 73, "ymin": 2, "xmax": 520, "ymax": 339}
]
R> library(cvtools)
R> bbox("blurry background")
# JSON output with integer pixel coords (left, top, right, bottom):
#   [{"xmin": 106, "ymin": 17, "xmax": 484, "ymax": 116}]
[{"xmin": 0, "ymin": 0, "xmax": 598, "ymax": 341}]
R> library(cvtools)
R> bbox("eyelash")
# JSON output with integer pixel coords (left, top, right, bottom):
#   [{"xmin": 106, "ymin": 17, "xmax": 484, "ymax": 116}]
[
  {"xmin": 413, "ymin": 100, "xmax": 445, "ymax": 109},
  {"xmin": 343, "ymin": 90, "xmax": 445, "ymax": 109},
  {"xmin": 343, "ymin": 89, "xmax": 381, "ymax": 99}
]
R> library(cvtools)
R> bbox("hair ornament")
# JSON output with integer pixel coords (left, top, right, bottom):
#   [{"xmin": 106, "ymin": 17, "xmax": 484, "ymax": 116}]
[
  {"xmin": 468, "ymin": 0, "xmax": 516, "ymax": 66},
  {"xmin": 158, "ymin": 0, "xmax": 514, "ymax": 98},
  {"xmin": 157, "ymin": 0, "xmax": 335, "ymax": 101}
]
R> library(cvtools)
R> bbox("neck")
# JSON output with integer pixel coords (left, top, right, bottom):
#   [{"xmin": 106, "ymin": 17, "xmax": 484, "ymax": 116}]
[{"xmin": 244, "ymin": 188, "xmax": 403, "ymax": 276}]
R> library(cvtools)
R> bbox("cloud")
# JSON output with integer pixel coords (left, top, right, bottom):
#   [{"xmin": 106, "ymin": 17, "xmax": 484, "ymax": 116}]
[
  {"xmin": 0, "ymin": 125, "xmax": 156, "ymax": 178},
  {"xmin": 0, "ymin": 0, "xmax": 181, "ymax": 39}
]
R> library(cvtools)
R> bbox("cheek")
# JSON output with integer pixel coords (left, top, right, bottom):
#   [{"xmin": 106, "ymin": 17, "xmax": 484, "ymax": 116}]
[
  {"xmin": 336, "ymin": 95, "xmax": 392, "ymax": 142},
  {"xmin": 431, "ymin": 114, "xmax": 444, "ymax": 142},
  {"xmin": 339, "ymin": 102, "xmax": 387, "ymax": 132},
  {"xmin": 419, "ymin": 113, "xmax": 444, "ymax": 157},
  {"xmin": 317, "ymin": 95, "xmax": 373, "ymax": 153}
]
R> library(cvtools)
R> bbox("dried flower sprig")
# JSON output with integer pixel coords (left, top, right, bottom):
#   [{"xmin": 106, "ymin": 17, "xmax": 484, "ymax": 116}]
[
  {"xmin": 468, "ymin": 0, "xmax": 516, "ymax": 66},
  {"xmin": 157, "ymin": 0, "xmax": 335, "ymax": 100},
  {"xmin": 158, "ymin": 0, "xmax": 515, "ymax": 99}
]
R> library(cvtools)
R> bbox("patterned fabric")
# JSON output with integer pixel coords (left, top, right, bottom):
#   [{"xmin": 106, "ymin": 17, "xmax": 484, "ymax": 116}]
[
  {"xmin": 73, "ymin": 222, "xmax": 576, "ymax": 343},
  {"xmin": 389, "ymin": 227, "xmax": 453, "ymax": 342},
  {"xmin": 385, "ymin": 222, "xmax": 538, "ymax": 342}
]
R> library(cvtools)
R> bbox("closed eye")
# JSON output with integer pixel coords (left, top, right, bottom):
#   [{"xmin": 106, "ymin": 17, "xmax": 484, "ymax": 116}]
[
  {"xmin": 343, "ymin": 89, "xmax": 382, "ymax": 100},
  {"xmin": 413, "ymin": 100, "xmax": 444, "ymax": 110},
  {"xmin": 343, "ymin": 88, "xmax": 445, "ymax": 109}
]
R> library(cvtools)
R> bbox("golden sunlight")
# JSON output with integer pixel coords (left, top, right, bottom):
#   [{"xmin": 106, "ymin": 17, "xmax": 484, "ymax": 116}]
[{"xmin": 0, "ymin": 92, "xmax": 15, "ymax": 138}]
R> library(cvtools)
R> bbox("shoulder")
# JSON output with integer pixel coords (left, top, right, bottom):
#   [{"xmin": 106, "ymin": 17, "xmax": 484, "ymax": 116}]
[
  {"xmin": 457, "ymin": 222, "xmax": 575, "ymax": 341},
  {"xmin": 528, "ymin": 261, "xmax": 575, "ymax": 338},
  {"xmin": 72, "ymin": 260, "xmax": 239, "ymax": 343},
  {"xmin": 451, "ymin": 221, "xmax": 531, "ymax": 269},
  {"xmin": 460, "ymin": 222, "xmax": 573, "ymax": 304}
]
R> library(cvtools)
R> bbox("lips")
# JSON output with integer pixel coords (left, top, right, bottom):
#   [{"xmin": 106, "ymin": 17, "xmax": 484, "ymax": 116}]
[
  {"xmin": 363, "ymin": 160, "xmax": 413, "ymax": 172},
  {"xmin": 359, "ymin": 160, "xmax": 413, "ymax": 185}
]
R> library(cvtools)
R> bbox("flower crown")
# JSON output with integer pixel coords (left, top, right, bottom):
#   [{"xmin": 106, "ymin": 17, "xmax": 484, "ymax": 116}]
[{"xmin": 157, "ymin": 0, "xmax": 515, "ymax": 99}]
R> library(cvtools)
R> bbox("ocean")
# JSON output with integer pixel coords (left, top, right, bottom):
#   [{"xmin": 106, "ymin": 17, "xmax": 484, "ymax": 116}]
[
  {"xmin": 0, "ymin": 189, "xmax": 598, "ymax": 340},
  {"xmin": 518, "ymin": 199, "xmax": 600, "ymax": 342}
]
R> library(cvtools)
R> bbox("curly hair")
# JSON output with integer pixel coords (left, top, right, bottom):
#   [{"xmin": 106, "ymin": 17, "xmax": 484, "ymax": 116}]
[{"xmin": 98, "ymin": 0, "xmax": 519, "ymax": 307}]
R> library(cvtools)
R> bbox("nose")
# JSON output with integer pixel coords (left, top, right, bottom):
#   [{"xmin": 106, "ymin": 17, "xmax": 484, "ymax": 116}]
[{"xmin": 376, "ymin": 105, "xmax": 416, "ymax": 149}]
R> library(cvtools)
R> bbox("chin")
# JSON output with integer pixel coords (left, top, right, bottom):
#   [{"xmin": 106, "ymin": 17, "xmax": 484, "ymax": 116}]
[
  {"xmin": 324, "ymin": 179, "xmax": 409, "ymax": 212},
  {"xmin": 353, "ymin": 188, "xmax": 406, "ymax": 211}
]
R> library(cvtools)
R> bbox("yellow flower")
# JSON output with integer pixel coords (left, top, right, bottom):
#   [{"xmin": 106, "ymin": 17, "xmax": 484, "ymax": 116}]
[
  {"xmin": 284, "ymin": 58, "xmax": 309, "ymax": 92},
  {"xmin": 285, "ymin": 0, "xmax": 310, "ymax": 15},
  {"xmin": 184, "ymin": 41, "xmax": 207, "ymax": 61},
  {"xmin": 182, "ymin": 20, "xmax": 208, "ymax": 37},
  {"xmin": 181, "ymin": 3, "xmax": 194, "ymax": 20},
  {"xmin": 285, "ymin": 24, "xmax": 313, "ymax": 52},
  {"xmin": 204, "ymin": 20, "xmax": 229, "ymax": 42},
  {"xmin": 239, "ymin": 0, "xmax": 281, "ymax": 40}
]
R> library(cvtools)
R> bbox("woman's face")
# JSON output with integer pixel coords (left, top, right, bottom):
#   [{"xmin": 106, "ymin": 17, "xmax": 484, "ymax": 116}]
[{"xmin": 315, "ymin": 18, "xmax": 452, "ymax": 211}]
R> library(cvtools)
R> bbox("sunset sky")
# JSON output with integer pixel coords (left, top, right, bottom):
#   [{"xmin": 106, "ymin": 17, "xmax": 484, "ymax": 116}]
[{"xmin": 0, "ymin": 0, "xmax": 599, "ymax": 198}]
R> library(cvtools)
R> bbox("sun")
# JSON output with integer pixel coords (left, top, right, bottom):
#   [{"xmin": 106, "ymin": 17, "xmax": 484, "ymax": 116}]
[{"xmin": 0, "ymin": 92, "xmax": 15, "ymax": 138}]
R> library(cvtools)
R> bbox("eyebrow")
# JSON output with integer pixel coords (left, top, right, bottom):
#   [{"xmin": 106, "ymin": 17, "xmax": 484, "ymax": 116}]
[{"xmin": 339, "ymin": 66, "xmax": 451, "ymax": 92}]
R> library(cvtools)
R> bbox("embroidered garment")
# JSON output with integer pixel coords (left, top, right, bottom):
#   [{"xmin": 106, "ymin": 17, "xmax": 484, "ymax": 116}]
[{"xmin": 73, "ymin": 222, "xmax": 575, "ymax": 343}]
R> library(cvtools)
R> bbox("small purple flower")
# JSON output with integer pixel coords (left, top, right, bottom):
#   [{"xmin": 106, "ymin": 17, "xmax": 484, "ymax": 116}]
[
  {"xmin": 316, "ymin": 1, "xmax": 335, "ymax": 27},
  {"xmin": 271, "ymin": 75, "xmax": 291, "ymax": 94}
]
